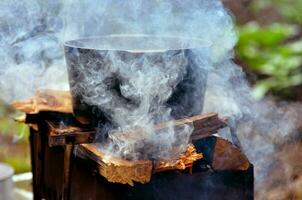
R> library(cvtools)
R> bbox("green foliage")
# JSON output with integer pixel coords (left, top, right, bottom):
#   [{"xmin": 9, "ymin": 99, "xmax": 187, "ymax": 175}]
[
  {"xmin": 236, "ymin": 23, "xmax": 302, "ymax": 98},
  {"xmin": 0, "ymin": 118, "xmax": 29, "ymax": 140},
  {"xmin": 253, "ymin": 0, "xmax": 302, "ymax": 24},
  {"xmin": 4, "ymin": 157, "xmax": 31, "ymax": 174},
  {"xmin": 0, "ymin": 100, "xmax": 29, "ymax": 140},
  {"xmin": 0, "ymin": 102, "xmax": 30, "ymax": 173}
]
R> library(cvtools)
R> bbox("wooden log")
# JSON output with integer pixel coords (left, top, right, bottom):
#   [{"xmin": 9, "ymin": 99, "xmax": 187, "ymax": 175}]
[
  {"xmin": 14, "ymin": 106, "xmax": 227, "ymax": 150},
  {"xmin": 11, "ymin": 90, "xmax": 227, "ymax": 147},
  {"xmin": 153, "ymin": 144, "xmax": 203, "ymax": 173},
  {"xmin": 195, "ymin": 136, "xmax": 250, "ymax": 171},
  {"xmin": 157, "ymin": 112, "xmax": 227, "ymax": 141},
  {"xmin": 11, "ymin": 90, "xmax": 232, "ymax": 185},
  {"xmin": 108, "ymin": 113, "xmax": 227, "ymax": 146},
  {"xmin": 75, "ymin": 136, "xmax": 251, "ymax": 186},
  {"xmin": 212, "ymin": 137, "xmax": 250, "ymax": 171},
  {"xmin": 22, "ymin": 112, "xmax": 226, "ymax": 147},
  {"xmin": 77, "ymin": 144, "xmax": 153, "ymax": 186},
  {"xmin": 11, "ymin": 89, "xmax": 72, "ymax": 114},
  {"xmin": 29, "ymin": 127, "xmax": 43, "ymax": 199},
  {"xmin": 46, "ymin": 121, "xmax": 95, "ymax": 147},
  {"xmin": 68, "ymin": 148, "xmax": 254, "ymax": 200},
  {"xmin": 11, "ymin": 90, "xmax": 226, "ymax": 139},
  {"xmin": 76, "ymin": 143, "xmax": 203, "ymax": 186},
  {"xmin": 29, "ymin": 120, "xmax": 76, "ymax": 199}
]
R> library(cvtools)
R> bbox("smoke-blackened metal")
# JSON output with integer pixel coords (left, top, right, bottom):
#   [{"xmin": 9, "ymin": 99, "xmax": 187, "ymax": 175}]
[{"xmin": 64, "ymin": 35, "xmax": 208, "ymax": 127}]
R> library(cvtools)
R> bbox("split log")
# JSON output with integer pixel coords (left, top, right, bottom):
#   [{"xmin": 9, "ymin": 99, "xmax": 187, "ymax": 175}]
[
  {"xmin": 11, "ymin": 90, "xmax": 227, "ymax": 146},
  {"xmin": 42, "ymin": 112, "xmax": 226, "ymax": 147},
  {"xmin": 11, "ymin": 89, "xmax": 72, "ymax": 114},
  {"xmin": 212, "ymin": 137, "xmax": 250, "ymax": 171},
  {"xmin": 153, "ymin": 144, "xmax": 203, "ymax": 173},
  {"xmin": 46, "ymin": 121, "xmax": 95, "ymax": 147},
  {"xmin": 77, "ymin": 143, "xmax": 202, "ymax": 186},
  {"xmin": 12, "ymin": 92, "xmax": 227, "ymax": 147},
  {"xmin": 77, "ymin": 144, "xmax": 153, "ymax": 186},
  {"xmin": 13, "ymin": 112, "xmax": 226, "ymax": 147},
  {"xmin": 11, "ymin": 89, "xmax": 236, "ymax": 185},
  {"xmin": 158, "ymin": 112, "xmax": 227, "ymax": 141},
  {"xmin": 76, "ymin": 136, "xmax": 250, "ymax": 186},
  {"xmin": 108, "ymin": 112, "xmax": 227, "ymax": 147}
]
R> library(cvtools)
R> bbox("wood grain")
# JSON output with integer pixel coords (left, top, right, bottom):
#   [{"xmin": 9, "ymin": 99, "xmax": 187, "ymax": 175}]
[{"xmin": 11, "ymin": 89, "xmax": 72, "ymax": 114}]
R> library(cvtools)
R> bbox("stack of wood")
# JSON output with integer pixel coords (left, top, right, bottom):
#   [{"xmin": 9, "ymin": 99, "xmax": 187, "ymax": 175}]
[{"xmin": 12, "ymin": 89, "xmax": 250, "ymax": 187}]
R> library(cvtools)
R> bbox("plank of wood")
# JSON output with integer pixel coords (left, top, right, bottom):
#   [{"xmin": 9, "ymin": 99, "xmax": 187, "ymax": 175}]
[
  {"xmin": 11, "ymin": 89, "xmax": 72, "ymax": 114},
  {"xmin": 46, "ymin": 121, "xmax": 95, "ymax": 147},
  {"xmin": 11, "ymin": 90, "xmax": 227, "ymax": 146},
  {"xmin": 34, "ymin": 112, "xmax": 226, "ymax": 147},
  {"xmin": 63, "ymin": 145, "xmax": 73, "ymax": 198},
  {"xmin": 109, "ymin": 113, "xmax": 227, "ymax": 146},
  {"xmin": 29, "ymin": 128, "xmax": 43, "ymax": 199},
  {"xmin": 76, "ymin": 136, "xmax": 250, "ymax": 186},
  {"xmin": 77, "ymin": 143, "xmax": 203, "ymax": 186},
  {"xmin": 77, "ymin": 144, "xmax": 153, "ymax": 186},
  {"xmin": 11, "ymin": 90, "xmax": 227, "ymax": 145},
  {"xmin": 212, "ymin": 137, "xmax": 250, "ymax": 171}
]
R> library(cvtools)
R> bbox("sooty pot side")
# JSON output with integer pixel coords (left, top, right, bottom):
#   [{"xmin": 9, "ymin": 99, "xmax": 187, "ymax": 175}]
[{"xmin": 64, "ymin": 35, "xmax": 208, "ymax": 127}]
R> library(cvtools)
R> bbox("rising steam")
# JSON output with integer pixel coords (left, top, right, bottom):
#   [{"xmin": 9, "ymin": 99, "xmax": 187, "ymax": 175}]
[
  {"xmin": 0, "ymin": 0, "xmax": 68, "ymax": 102},
  {"xmin": 1, "ymin": 0, "xmax": 301, "ymax": 194},
  {"xmin": 64, "ymin": 35, "xmax": 208, "ymax": 160},
  {"xmin": 62, "ymin": 0, "xmax": 229, "ymax": 160}
]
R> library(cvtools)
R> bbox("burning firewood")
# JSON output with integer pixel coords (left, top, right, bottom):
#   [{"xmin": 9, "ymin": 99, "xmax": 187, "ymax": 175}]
[
  {"xmin": 11, "ymin": 89, "xmax": 238, "ymax": 186},
  {"xmin": 11, "ymin": 90, "xmax": 227, "ymax": 143},
  {"xmin": 12, "ymin": 90, "xmax": 227, "ymax": 147},
  {"xmin": 45, "ymin": 112, "xmax": 225, "ymax": 147},
  {"xmin": 67, "ymin": 135, "xmax": 251, "ymax": 186}
]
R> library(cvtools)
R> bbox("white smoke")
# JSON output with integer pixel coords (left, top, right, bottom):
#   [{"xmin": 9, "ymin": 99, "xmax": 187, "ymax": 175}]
[
  {"xmin": 64, "ymin": 37, "xmax": 203, "ymax": 160},
  {"xmin": 0, "ymin": 0, "xmax": 301, "ymax": 191},
  {"xmin": 63, "ymin": 0, "xmax": 302, "ymax": 186},
  {"xmin": 0, "ymin": 0, "xmax": 68, "ymax": 102}
]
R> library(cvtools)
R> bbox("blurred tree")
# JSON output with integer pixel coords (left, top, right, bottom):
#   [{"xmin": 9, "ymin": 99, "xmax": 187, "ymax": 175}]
[
  {"xmin": 0, "ymin": 100, "xmax": 30, "ymax": 173},
  {"xmin": 237, "ymin": 23, "xmax": 302, "ymax": 99},
  {"xmin": 224, "ymin": 0, "xmax": 302, "ymax": 99},
  {"xmin": 252, "ymin": 0, "xmax": 302, "ymax": 25}
]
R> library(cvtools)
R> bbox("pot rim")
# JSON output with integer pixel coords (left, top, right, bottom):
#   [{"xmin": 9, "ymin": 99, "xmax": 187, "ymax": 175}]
[{"xmin": 64, "ymin": 34, "xmax": 212, "ymax": 53}]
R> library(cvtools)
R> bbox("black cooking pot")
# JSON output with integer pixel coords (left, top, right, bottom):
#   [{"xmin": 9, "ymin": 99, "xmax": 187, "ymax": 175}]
[{"xmin": 64, "ymin": 35, "xmax": 209, "ymax": 125}]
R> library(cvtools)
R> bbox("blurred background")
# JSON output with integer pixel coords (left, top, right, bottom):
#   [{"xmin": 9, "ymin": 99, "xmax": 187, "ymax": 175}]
[{"xmin": 0, "ymin": 0, "xmax": 301, "ymax": 199}]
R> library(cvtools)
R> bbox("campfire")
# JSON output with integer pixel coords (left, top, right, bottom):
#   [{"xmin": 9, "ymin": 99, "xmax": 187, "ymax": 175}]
[
  {"xmin": 12, "ymin": 88, "xmax": 253, "ymax": 199},
  {"xmin": 7, "ymin": 0, "xmax": 256, "ymax": 199},
  {"xmin": 3, "ymin": 0, "xmax": 302, "ymax": 199}
]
